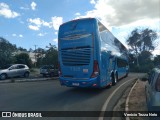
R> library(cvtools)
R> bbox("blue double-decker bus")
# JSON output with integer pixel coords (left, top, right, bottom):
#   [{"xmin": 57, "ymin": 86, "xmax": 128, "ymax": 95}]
[{"xmin": 58, "ymin": 18, "xmax": 129, "ymax": 88}]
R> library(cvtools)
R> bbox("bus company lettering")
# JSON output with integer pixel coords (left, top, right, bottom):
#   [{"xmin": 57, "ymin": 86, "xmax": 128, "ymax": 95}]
[
  {"xmin": 64, "ymin": 29, "xmax": 85, "ymax": 35},
  {"xmin": 12, "ymin": 112, "xmax": 42, "ymax": 117},
  {"xmin": 28, "ymin": 113, "xmax": 42, "ymax": 117},
  {"xmin": 12, "ymin": 112, "xmax": 27, "ymax": 117}
]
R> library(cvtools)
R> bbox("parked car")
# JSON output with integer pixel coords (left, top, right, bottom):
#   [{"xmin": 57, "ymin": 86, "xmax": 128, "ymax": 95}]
[
  {"xmin": 40, "ymin": 65, "xmax": 58, "ymax": 77},
  {"xmin": 0, "ymin": 64, "xmax": 30, "ymax": 80},
  {"xmin": 145, "ymin": 67, "xmax": 160, "ymax": 111}
]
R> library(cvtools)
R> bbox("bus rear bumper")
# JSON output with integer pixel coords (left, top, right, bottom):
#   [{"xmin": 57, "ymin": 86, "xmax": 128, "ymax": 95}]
[{"xmin": 59, "ymin": 77, "xmax": 100, "ymax": 88}]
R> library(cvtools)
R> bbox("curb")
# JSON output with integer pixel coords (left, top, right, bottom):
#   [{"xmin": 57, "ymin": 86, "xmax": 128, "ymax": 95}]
[
  {"xmin": 125, "ymin": 79, "xmax": 138, "ymax": 120},
  {"xmin": 99, "ymin": 78, "xmax": 137, "ymax": 120},
  {"xmin": 0, "ymin": 77, "xmax": 59, "ymax": 83}
]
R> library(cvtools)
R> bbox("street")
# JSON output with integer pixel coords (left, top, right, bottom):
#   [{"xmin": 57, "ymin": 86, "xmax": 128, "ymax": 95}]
[{"xmin": 0, "ymin": 73, "xmax": 144, "ymax": 120}]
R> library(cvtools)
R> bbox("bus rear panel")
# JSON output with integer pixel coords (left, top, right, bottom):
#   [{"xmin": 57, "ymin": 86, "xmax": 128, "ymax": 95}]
[
  {"xmin": 58, "ymin": 18, "xmax": 102, "ymax": 88},
  {"xmin": 58, "ymin": 18, "xmax": 128, "ymax": 88}
]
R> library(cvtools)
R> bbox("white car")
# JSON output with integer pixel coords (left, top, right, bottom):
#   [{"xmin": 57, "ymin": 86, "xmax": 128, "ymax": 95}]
[
  {"xmin": 145, "ymin": 67, "xmax": 160, "ymax": 111},
  {"xmin": 0, "ymin": 64, "xmax": 30, "ymax": 80}
]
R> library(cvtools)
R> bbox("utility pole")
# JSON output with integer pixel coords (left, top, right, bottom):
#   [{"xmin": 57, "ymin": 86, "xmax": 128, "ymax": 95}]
[{"xmin": 34, "ymin": 45, "xmax": 37, "ymax": 67}]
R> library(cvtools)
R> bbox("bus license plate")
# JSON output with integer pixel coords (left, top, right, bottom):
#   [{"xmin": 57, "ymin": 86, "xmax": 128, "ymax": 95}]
[
  {"xmin": 72, "ymin": 83, "xmax": 79, "ymax": 86},
  {"xmin": 83, "ymin": 69, "xmax": 88, "ymax": 73}
]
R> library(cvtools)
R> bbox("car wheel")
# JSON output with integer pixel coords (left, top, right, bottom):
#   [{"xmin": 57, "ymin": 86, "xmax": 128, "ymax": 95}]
[
  {"xmin": 43, "ymin": 74, "xmax": 46, "ymax": 77},
  {"xmin": 24, "ymin": 72, "xmax": 29, "ymax": 78},
  {"xmin": 50, "ymin": 72, "xmax": 54, "ymax": 77},
  {"xmin": 0, "ymin": 73, "xmax": 7, "ymax": 80}
]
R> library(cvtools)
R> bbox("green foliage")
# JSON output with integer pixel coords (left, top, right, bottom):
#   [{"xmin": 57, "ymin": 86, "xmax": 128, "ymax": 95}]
[
  {"xmin": 0, "ymin": 37, "xmax": 17, "ymax": 67},
  {"xmin": 127, "ymin": 28, "xmax": 158, "ymax": 54},
  {"xmin": 36, "ymin": 45, "xmax": 58, "ymax": 68},
  {"xmin": 154, "ymin": 55, "xmax": 160, "ymax": 66},
  {"xmin": 0, "ymin": 37, "xmax": 58, "ymax": 69},
  {"xmin": 129, "ymin": 51, "xmax": 154, "ymax": 73},
  {"xmin": 14, "ymin": 53, "xmax": 33, "ymax": 68},
  {"xmin": 138, "ymin": 51, "xmax": 152, "ymax": 64},
  {"xmin": 127, "ymin": 28, "xmax": 158, "ymax": 73},
  {"xmin": 17, "ymin": 47, "xmax": 27, "ymax": 52}
]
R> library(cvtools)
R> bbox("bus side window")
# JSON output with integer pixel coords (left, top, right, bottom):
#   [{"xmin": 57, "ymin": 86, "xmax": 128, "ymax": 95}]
[{"xmin": 117, "ymin": 58, "xmax": 125, "ymax": 68}]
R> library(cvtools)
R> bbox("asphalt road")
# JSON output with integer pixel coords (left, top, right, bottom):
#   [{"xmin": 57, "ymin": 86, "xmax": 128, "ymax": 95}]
[{"xmin": 0, "ymin": 73, "xmax": 144, "ymax": 120}]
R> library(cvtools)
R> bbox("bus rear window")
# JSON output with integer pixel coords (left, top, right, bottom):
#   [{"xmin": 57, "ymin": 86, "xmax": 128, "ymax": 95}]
[{"xmin": 59, "ymin": 18, "xmax": 94, "ymax": 37}]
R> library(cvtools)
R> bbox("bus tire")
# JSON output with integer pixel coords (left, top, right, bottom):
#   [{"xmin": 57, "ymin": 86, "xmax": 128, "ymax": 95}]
[
  {"xmin": 111, "ymin": 73, "xmax": 116, "ymax": 86},
  {"xmin": 125, "ymin": 72, "xmax": 128, "ymax": 77},
  {"xmin": 115, "ymin": 72, "xmax": 118, "ymax": 83}
]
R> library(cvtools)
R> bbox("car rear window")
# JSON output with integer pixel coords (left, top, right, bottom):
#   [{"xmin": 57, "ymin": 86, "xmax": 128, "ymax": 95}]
[
  {"xmin": 42, "ymin": 66, "xmax": 54, "ymax": 69},
  {"xmin": 41, "ymin": 66, "xmax": 48, "ymax": 69}
]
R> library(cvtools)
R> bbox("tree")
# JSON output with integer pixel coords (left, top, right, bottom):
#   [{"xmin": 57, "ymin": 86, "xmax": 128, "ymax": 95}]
[
  {"xmin": 42, "ymin": 46, "xmax": 58, "ymax": 67},
  {"xmin": 35, "ymin": 47, "xmax": 46, "ymax": 58},
  {"xmin": 29, "ymin": 48, "xmax": 34, "ymax": 52},
  {"xmin": 36, "ymin": 48, "xmax": 46, "ymax": 67},
  {"xmin": 36, "ymin": 44, "xmax": 58, "ymax": 68},
  {"xmin": 0, "ymin": 37, "xmax": 17, "ymax": 67},
  {"xmin": 127, "ymin": 29, "xmax": 141, "ymax": 55},
  {"xmin": 17, "ymin": 47, "xmax": 27, "ymax": 52},
  {"xmin": 14, "ymin": 53, "xmax": 32, "ymax": 68},
  {"xmin": 141, "ymin": 28, "xmax": 157, "ymax": 51},
  {"xmin": 127, "ymin": 28, "xmax": 158, "ymax": 54},
  {"xmin": 126, "ymin": 28, "xmax": 158, "ymax": 72},
  {"xmin": 138, "ymin": 51, "xmax": 154, "ymax": 72},
  {"xmin": 154, "ymin": 55, "xmax": 160, "ymax": 66}
]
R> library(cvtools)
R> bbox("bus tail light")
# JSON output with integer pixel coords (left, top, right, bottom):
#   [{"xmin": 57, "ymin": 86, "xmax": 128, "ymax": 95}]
[
  {"xmin": 93, "ymin": 84, "xmax": 97, "ymax": 87},
  {"xmin": 58, "ymin": 63, "xmax": 62, "ymax": 76},
  {"xmin": 91, "ymin": 60, "xmax": 99, "ymax": 78}
]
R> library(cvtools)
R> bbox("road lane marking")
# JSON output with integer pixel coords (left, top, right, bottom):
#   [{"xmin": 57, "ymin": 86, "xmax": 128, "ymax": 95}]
[
  {"xmin": 98, "ymin": 78, "xmax": 136, "ymax": 120},
  {"xmin": 125, "ymin": 80, "xmax": 138, "ymax": 120}
]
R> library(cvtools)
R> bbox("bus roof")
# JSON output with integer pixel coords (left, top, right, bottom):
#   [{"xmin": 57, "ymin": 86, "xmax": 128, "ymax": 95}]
[{"xmin": 60, "ymin": 18, "xmax": 96, "ymax": 27}]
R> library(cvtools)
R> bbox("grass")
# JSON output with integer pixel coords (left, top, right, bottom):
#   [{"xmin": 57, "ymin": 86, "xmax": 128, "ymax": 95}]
[
  {"xmin": 30, "ymin": 68, "xmax": 36, "ymax": 72},
  {"xmin": 120, "ymin": 102, "xmax": 126, "ymax": 109}
]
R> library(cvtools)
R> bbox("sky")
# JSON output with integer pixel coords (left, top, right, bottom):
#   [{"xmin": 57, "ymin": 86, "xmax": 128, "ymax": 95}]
[{"xmin": 0, "ymin": 0, "xmax": 160, "ymax": 55}]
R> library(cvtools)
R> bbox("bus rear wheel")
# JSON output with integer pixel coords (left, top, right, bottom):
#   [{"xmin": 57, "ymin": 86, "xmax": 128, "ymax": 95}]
[
  {"xmin": 111, "ymin": 73, "xmax": 116, "ymax": 86},
  {"xmin": 115, "ymin": 72, "xmax": 118, "ymax": 84}
]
